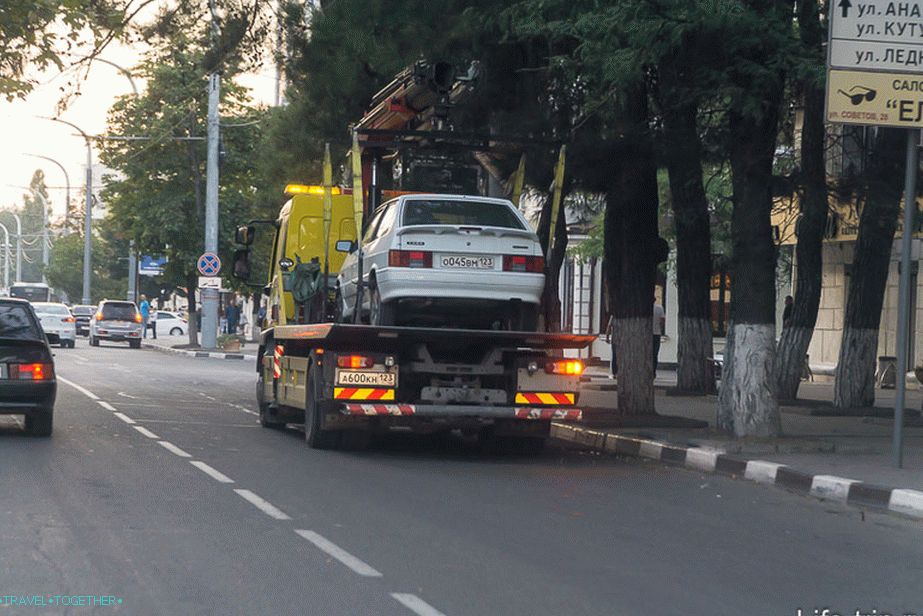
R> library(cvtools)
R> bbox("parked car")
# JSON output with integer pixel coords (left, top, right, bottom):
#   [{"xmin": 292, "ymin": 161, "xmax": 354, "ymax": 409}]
[
  {"xmin": 90, "ymin": 300, "xmax": 143, "ymax": 348},
  {"xmin": 0, "ymin": 298, "xmax": 56, "ymax": 436},
  {"xmin": 156, "ymin": 311, "xmax": 188, "ymax": 336},
  {"xmin": 71, "ymin": 304, "xmax": 96, "ymax": 336},
  {"xmin": 336, "ymin": 194, "xmax": 545, "ymax": 329},
  {"xmin": 31, "ymin": 302, "xmax": 77, "ymax": 348}
]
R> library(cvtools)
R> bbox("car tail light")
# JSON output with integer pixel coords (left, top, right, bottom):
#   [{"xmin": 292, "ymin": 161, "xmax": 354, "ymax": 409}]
[
  {"xmin": 12, "ymin": 363, "xmax": 53, "ymax": 380},
  {"xmin": 503, "ymin": 255, "xmax": 544, "ymax": 273},
  {"xmin": 389, "ymin": 250, "xmax": 432, "ymax": 268},
  {"xmin": 545, "ymin": 359, "xmax": 584, "ymax": 376},
  {"xmin": 134, "ymin": 313, "xmax": 143, "ymax": 323},
  {"xmin": 63, "ymin": 316, "xmax": 75, "ymax": 323},
  {"xmin": 336, "ymin": 355, "xmax": 374, "ymax": 369}
]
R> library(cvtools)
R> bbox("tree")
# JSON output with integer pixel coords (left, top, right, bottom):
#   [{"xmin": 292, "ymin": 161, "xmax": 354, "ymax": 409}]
[{"xmin": 45, "ymin": 233, "xmax": 124, "ymax": 303}]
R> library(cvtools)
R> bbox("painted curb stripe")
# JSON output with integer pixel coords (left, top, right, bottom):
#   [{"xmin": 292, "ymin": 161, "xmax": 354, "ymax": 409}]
[
  {"xmin": 810, "ymin": 475, "xmax": 857, "ymax": 502},
  {"xmin": 684, "ymin": 447, "xmax": 721, "ymax": 472},
  {"xmin": 744, "ymin": 460, "xmax": 786, "ymax": 484},
  {"xmin": 715, "ymin": 455, "xmax": 748, "ymax": 476},
  {"xmin": 888, "ymin": 489, "xmax": 923, "ymax": 517},
  {"xmin": 774, "ymin": 467, "xmax": 814, "ymax": 494},
  {"xmin": 847, "ymin": 483, "xmax": 894, "ymax": 509}
]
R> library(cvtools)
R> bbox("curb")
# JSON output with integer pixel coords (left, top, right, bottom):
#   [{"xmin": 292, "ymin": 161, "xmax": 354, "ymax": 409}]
[
  {"xmin": 142, "ymin": 341, "xmax": 255, "ymax": 361},
  {"xmin": 550, "ymin": 423, "xmax": 923, "ymax": 521}
]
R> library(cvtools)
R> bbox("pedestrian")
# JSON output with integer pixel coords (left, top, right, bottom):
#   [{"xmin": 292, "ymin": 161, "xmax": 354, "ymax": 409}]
[
  {"xmin": 226, "ymin": 298, "xmax": 240, "ymax": 336},
  {"xmin": 782, "ymin": 295, "xmax": 794, "ymax": 328},
  {"xmin": 653, "ymin": 296, "xmax": 665, "ymax": 375},
  {"xmin": 605, "ymin": 314, "xmax": 617, "ymax": 379},
  {"xmin": 139, "ymin": 295, "xmax": 150, "ymax": 339},
  {"xmin": 148, "ymin": 305, "xmax": 157, "ymax": 340},
  {"xmin": 257, "ymin": 304, "xmax": 266, "ymax": 329}
]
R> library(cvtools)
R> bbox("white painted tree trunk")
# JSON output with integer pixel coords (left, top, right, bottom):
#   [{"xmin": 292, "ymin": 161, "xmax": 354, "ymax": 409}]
[
  {"xmin": 720, "ymin": 323, "xmax": 781, "ymax": 437},
  {"xmin": 833, "ymin": 327, "xmax": 878, "ymax": 408},
  {"xmin": 717, "ymin": 321, "xmax": 735, "ymax": 432},
  {"xmin": 677, "ymin": 316, "xmax": 713, "ymax": 393},
  {"xmin": 615, "ymin": 316, "xmax": 655, "ymax": 415}
]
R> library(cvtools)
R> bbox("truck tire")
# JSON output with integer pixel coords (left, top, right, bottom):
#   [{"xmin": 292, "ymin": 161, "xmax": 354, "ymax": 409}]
[
  {"xmin": 368, "ymin": 282, "xmax": 395, "ymax": 327},
  {"xmin": 305, "ymin": 367, "xmax": 340, "ymax": 449}
]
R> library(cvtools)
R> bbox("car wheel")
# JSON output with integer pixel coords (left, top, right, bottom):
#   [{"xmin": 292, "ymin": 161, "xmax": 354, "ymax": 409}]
[
  {"xmin": 305, "ymin": 366, "xmax": 339, "ymax": 450},
  {"xmin": 130, "ymin": 339, "xmax": 141, "ymax": 349},
  {"xmin": 25, "ymin": 410, "xmax": 53, "ymax": 437},
  {"xmin": 368, "ymin": 282, "xmax": 395, "ymax": 327},
  {"xmin": 170, "ymin": 327, "xmax": 182, "ymax": 336},
  {"xmin": 90, "ymin": 336, "xmax": 99, "ymax": 347}
]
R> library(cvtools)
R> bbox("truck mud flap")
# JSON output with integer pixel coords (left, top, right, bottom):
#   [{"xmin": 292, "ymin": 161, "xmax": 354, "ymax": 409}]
[{"xmin": 340, "ymin": 403, "xmax": 582, "ymax": 421}]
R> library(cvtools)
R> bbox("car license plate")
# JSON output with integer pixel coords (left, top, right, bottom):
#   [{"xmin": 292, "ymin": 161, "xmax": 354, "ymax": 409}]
[
  {"xmin": 336, "ymin": 370, "xmax": 397, "ymax": 387},
  {"xmin": 439, "ymin": 254, "xmax": 495, "ymax": 270}
]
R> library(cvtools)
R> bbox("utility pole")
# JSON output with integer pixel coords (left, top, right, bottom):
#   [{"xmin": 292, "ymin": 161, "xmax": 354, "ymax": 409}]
[
  {"xmin": 202, "ymin": 0, "xmax": 222, "ymax": 350},
  {"xmin": 0, "ymin": 222, "xmax": 10, "ymax": 289},
  {"xmin": 10, "ymin": 213, "xmax": 22, "ymax": 282},
  {"xmin": 127, "ymin": 241, "xmax": 137, "ymax": 302}
]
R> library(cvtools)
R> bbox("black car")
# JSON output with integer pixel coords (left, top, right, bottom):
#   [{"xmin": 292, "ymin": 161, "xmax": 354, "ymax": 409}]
[
  {"xmin": 0, "ymin": 298, "xmax": 56, "ymax": 436},
  {"xmin": 71, "ymin": 304, "xmax": 96, "ymax": 336}
]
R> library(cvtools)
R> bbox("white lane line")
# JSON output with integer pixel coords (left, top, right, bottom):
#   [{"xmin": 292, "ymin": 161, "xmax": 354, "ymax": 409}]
[
  {"xmin": 113, "ymin": 412, "xmax": 136, "ymax": 425},
  {"xmin": 157, "ymin": 440, "xmax": 192, "ymax": 458},
  {"xmin": 235, "ymin": 489, "xmax": 292, "ymax": 521},
  {"xmin": 133, "ymin": 426, "xmax": 160, "ymax": 439},
  {"xmin": 199, "ymin": 392, "xmax": 217, "ymax": 401},
  {"xmin": 98, "ymin": 400, "xmax": 117, "ymax": 412},
  {"xmin": 189, "ymin": 461, "xmax": 235, "ymax": 484},
  {"xmin": 117, "ymin": 392, "xmax": 138, "ymax": 399},
  {"xmin": 57, "ymin": 376, "xmax": 99, "ymax": 400},
  {"xmin": 227, "ymin": 402, "xmax": 259, "ymax": 417},
  {"xmin": 390, "ymin": 593, "xmax": 447, "ymax": 616},
  {"xmin": 294, "ymin": 530, "xmax": 382, "ymax": 577}
]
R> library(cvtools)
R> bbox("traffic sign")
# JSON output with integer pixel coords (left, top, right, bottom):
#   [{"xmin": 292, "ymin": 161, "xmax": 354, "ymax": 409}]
[
  {"xmin": 829, "ymin": 0, "xmax": 923, "ymax": 72},
  {"xmin": 198, "ymin": 276, "xmax": 221, "ymax": 290},
  {"xmin": 197, "ymin": 252, "xmax": 221, "ymax": 277},
  {"xmin": 826, "ymin": 69, "xmax": 923, "ymax": 127}
]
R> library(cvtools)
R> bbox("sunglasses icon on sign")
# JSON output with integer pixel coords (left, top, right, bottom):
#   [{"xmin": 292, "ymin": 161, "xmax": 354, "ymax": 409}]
[{"xmin": 838, "ymin": 86, "xmax": 877, "ymax": 105}]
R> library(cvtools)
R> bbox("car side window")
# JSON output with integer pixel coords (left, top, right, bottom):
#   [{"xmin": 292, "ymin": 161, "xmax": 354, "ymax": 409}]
[
  {"xmin": 374, "ymin": 203, "xmax": 398, "ymax": 241},
  {"xmin": 362, "ymin": 208, "xmax": 386, "ymax": 244}
]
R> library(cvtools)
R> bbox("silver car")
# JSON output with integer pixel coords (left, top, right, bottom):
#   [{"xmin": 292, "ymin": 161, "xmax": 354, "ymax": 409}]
[
  {"xmin": 90, "ymin": 300, "xmax": 144, "ymax": 348},
  {"xmin": 336, "ymin": 194, "xmax": 545, "ymax": 330},
  {"xmin": 31, "ymin": 302, "xmax": 77, "ymax": 348}
]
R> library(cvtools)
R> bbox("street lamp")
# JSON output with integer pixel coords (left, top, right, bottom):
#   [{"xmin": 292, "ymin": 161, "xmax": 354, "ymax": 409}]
[
  {"xmin": 0, "ymin": 222, "xmax": 10, "ymax": 289},
  {"xmin": 9, "ymin": 213, "xmax": 21, "ymax": 282},
  {"xmin": 42, "ymin": 116, "xmax": 93, "ymax": 304}
]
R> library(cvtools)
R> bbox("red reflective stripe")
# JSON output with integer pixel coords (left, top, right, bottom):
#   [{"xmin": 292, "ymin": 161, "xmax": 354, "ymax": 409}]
[
  {"xmin": 335, "ymin": 388, "xmax": 359, "ymax": 399},
  {"xmin": 367, "ymin": 389, "xmax": 387, "ymax": 400},
  {"xmin": 553, "ymin": 393, "xmax": 573, "ymax": 405}
]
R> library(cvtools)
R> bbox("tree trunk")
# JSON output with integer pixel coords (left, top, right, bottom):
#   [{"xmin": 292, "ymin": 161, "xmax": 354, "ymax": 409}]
[
  {"xmin": 775, "ymin": 0, "xmax": 828, "ymax": 401},
  {"xmin": 536, "ymin": 192, "xmax": 568, "ymax": 333},
  {"xmin": 718, "ymin": 104, "xmax": 783, "ymax": 437},
  {"xmin": 605, "ymin": 83, "xmax": 661, "ymax": 416},
  {"xmin": 834, "ymin": 127, "xmax": 905, "ymax": 408},
  {"xmin": 717, "ymin": 320, "xmax": 736, "ymax": 431},
  {"xmin": 658, "ymin": 65, "xmax": 713, "ymax": 394}
]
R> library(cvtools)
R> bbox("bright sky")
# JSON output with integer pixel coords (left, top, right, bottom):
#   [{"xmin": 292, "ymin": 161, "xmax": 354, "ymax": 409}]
[{"xmin": 0, "ymin": 3, "xmax": 278, "ymax": 220}]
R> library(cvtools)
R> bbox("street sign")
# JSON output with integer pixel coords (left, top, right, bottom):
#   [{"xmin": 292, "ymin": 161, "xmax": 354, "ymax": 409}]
[
  {"xmin": 198, "ymin": 276, "xmax": 221, "ymax": 290},
  {"xmin": 197, "ymin": 252, "xmax": 221, "ymax": 277},
  {"xmin": 829, "ymin": 0, "xmax": 923, "ymax": 72},
  {"xmin": 139, "ymin": 255, "xmax": 167, "ymax": 277},
  {"xmin": 826, "ymin": 70, "xmax": 923, "ymax": 127}
]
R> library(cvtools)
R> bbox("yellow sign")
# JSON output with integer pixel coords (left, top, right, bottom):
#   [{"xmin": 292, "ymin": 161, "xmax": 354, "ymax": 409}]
[{"xmin": 827, "ymin": 69, "xmax": 923, "ymax": 127}]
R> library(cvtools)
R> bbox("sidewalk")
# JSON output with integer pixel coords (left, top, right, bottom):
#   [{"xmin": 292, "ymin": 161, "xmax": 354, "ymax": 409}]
[
  {"xmin": 561, "ymin": 369, "xmax": 923, "ymax": 520},
  {"xmin": 141, "ymin": 337, "xmax": 258, "ymax": 360}
]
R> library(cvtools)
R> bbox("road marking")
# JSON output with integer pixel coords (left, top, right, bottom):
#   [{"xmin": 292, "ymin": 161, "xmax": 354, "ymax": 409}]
[
  {"xmin": 189, "ymin": 461, "xmax": 234, "ymax": 484},
  {"xmin": 117, "ymin": 392, "xmax": 138, "ymax": 400},
  {"xmin": 390, "ymin": 593, "xmax": 447, "ymax": 616},
  {"xmin": 57, "ymin": 376, "xmax": 99, "ymax": 400},
  {"xmin": 113, "ymin": 412, "xmax": 136, "ymax": 425},
  {"xmin": 71, "ymin": 354, "xmax": 88, "ymax": 362},
  {"xmin": 98, "ymin": 400, "xmax": 117, "ymax": 412},
  {"xmin": 294, "ymin": 530, "xmax": 382, "ymax": 577},
  {"xmin": 199, "ymin": 392, "xmax": 217, "ymax": 401},
  {"xmin": 133, "ymin": 426, "xmax": 160, "ymax": 439},
  {"xmin": 234, "ymin": 489, "xmax": 292, "ymax": 521},
  {"xmin": 157, "ymin": 440, "xmax": 192, "ymax": 458},
  {"xmin": 227, "ymin": 402, "xmax": 259, "ymax": 417}
]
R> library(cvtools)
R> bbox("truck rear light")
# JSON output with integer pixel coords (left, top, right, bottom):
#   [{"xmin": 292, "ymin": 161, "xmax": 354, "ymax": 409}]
[
  {"xmin": 337, "ymin": 355, "xmax": 374, "ymax": 369},
  {"xmin": 63, "ymin": 316, "xmax": 75, "ymax": 323},
  {"xmin": 12, "ymin": 363, "xmax": 53, "ymax": 380},
  {"xmin": 389, "ymin": 250, "xmax": 432, "ymax": 268},
  {"xmin": 545, "ymin": 360, "xmax": 584, "ymax": 376},
  {"xmin": 503, "ymin": 255, "xmax": 544, "ymax": 273}
]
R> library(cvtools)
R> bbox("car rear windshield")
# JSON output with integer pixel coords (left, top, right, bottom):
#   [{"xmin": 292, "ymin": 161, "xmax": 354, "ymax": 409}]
[
  {"xmin": 72, "ymin": 306, "xmax": 95, "ymax": 315},
  {"xmin": 101, "ymin": 303, "xmax": 137, "ymax": 321},
  {"xmin": 0, "ymin": 303, "xmax": 42, "ymax": 340},
  {"xmin": 402, "ymin": 200, "xmax": 526, "ymax": 230},
  {"xmin": 33, "ymin": 303, "xmax": 70, "ymax": 315}
]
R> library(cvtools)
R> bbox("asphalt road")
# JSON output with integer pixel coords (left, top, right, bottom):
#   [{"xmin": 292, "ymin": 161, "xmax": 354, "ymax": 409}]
[{"xmin": 2, "ymin": 338, "xmax": 921, "ymax": 616}]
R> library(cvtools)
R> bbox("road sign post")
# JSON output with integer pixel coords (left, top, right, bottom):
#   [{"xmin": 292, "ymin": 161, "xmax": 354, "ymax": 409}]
[{"xmin": 826, "ymin": 0, "xmax": 922, "ymax": 468}]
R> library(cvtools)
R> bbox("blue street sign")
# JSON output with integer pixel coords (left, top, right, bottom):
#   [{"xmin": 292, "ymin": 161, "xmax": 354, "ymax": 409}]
[
  {"xmin": 139, "ymin": 255, "xmax": 167, "ymax": 277},
  {"xmin": 197, "ymin": 252, "xmax": 221, "ymax": 277}
]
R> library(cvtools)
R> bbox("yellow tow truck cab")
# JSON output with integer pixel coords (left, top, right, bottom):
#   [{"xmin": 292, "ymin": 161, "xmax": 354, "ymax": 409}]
[{"xmin": 268, "ymin": 185, "xmax": 357, "ymax": 326}]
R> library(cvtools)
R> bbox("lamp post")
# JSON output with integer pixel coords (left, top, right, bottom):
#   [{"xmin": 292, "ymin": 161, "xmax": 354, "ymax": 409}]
[
  {"xmin": 43, "ymin": 117, "xmax": 93, "ymax": 304},
  {"xmin": 26, "ymin": 154, "xmax": 70, "ymax": 234},
  {"xmin": 0, "ymin": 222, "xmax": 9, "ymax": 289},
  {"xmin": 9, "ymin": 213, "xmax": 21, "ymax": 282}
]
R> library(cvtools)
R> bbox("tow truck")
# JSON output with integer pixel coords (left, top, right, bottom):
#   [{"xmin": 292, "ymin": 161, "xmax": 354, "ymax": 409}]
[{"xmin": 233, "ymin": 61, "xmax": 591, "ymax": 451}]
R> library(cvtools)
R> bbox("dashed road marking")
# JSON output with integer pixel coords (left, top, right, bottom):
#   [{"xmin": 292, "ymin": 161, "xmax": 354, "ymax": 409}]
[
  {"xmin": 234, "ymin": 489, "xmax": 292, "ymax": 521},
  {"xmin": 57, "ymin": 376, "xmax": 99, "ymax": 400},
  {"xmin": 133, "ymin": 426, "xmax": 160, "ymax": 439},
  {"xmin": 190, "ymin": 461, "xmax": 235, "ymax": 484},
  {"xmin": 294, "ymin": 530, "xmax": 383, "ymax": 577},
  {"xmin": 157, "ymin": 440, "xmax": 192, "ymax": 458},
  {"xmin": 98, "ymin": 401, "xmax": 117, "ymax": 412},
  {"xmin": 113, "ymin": 412, "xmax": 136, "ymax": 425},
  {"xmin": 390, "ymin": 593, "xmax": 447, "ymax": 616},
  {"xmin": 117, "ymin": 392, "xmax": 138, "ymax": 399}
]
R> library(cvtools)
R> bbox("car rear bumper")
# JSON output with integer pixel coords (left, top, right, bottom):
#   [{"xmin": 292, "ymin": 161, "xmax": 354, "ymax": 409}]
[
  {"xmin": 376, "ymin": 268, "xmax": 544, "ymax": 304},
  {"xmin": 0, "ymin": 381, "xmax": 56, "ymax": 414}
]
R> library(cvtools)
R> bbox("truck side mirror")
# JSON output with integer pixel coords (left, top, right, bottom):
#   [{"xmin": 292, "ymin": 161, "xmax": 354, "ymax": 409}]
[
  {"xmin": 335, "ymin": 240, "xmax": 355, "ymax": 253},
  {"xmin": 279, "ymin": 257, "xmax": 294, "ymax": 272},
  {"xmin": 236, "ymin": 225, "xmax": 255, "ymax": 246},
  {"xmin": 232, "ymin": 248, "xmax": 251, "ymax": 280}
]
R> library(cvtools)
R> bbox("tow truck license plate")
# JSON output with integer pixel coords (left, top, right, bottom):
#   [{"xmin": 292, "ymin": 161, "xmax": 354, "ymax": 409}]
[
  {"xmin": 336, "ymin": 370, "xmax": 396, "ymax": 387},
  {"xmin": 439, "ymin": 254, "xmax": 495, "ymax": 270}
]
